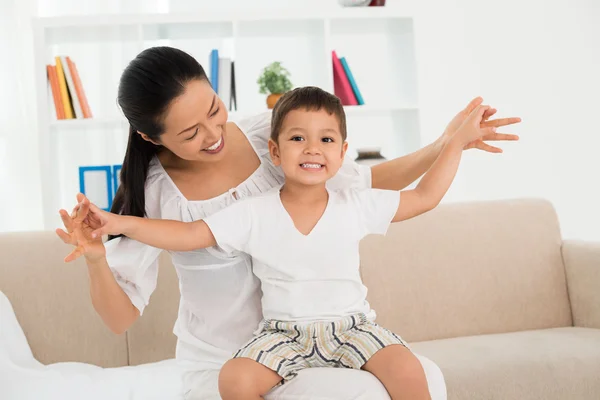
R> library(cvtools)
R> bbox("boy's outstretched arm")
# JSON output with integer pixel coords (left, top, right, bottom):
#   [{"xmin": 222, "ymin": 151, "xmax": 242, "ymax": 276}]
[
  {"xmin": 393, "ymin": 105, "xmax": 496, "ymax": 222},
  {"xmin": 82, "ymin": 197, "xmax": 216, "ymax": 251}
]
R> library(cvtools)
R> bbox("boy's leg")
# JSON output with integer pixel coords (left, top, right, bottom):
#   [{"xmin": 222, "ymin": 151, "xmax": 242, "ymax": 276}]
[
  {"xmin": 362, "ymin": 344, "xmax": 431, "ymax": 400},
  {"xmin": 220, "ymin": 325, "xmax": 311, "ymax": 399},
  {"xmin": 332, "ymin": 316, "xmax": 431, "ymax": 400},
  {"xmin": 218, "ymin": 357, "xmax": 283, "ymax": 400}
]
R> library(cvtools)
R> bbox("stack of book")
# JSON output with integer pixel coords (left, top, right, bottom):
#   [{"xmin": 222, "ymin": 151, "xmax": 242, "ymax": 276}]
[
  {"xmin": 332, "ymin": 50, "xmax": 364, "ymax": 106},
  {"xmin": 47, "ymin": 56, "xmax": 92, "ymax": 120},
  {"xmin": 209, "ymin": 49, "xmax": 237, "ymax": 111}
]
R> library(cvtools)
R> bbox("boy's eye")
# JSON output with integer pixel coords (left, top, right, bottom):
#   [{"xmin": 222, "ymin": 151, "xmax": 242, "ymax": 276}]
[
  {"xmin": 290, "ymin": 136, "xmax": 304, "ymax": 141},
  {"xmin": 322, "ymin": 137, "xmax": 334, "ymax": 143}
]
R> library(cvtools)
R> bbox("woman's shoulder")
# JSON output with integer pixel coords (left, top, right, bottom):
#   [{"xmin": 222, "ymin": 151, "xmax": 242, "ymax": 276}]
[
  {"xmin": 232, "ymin": 110, "xmax": 272, "ymax": 156},
  {"xmin": 143, "ymin": 157, "xmax": 186, "ymax": 218},
  {"xmin": 234, "ymin": 110, "xmax": 272, "ymax": 135}
]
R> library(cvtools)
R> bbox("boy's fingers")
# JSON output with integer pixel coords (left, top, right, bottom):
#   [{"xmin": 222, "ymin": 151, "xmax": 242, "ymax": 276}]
[
  {"xmin": 464, "ymin": 97, "xmax": 483, "ymax": 114},
  {"xmin": 482, "ymin": 117, "xmax": 522, "ymax": 128},
  {"xmin": 476, "ymin": 142, "xmax": 503, "ymax": 153},
  {"xmin": 483, "ymin": 132, "xmax": 520, "ymax": 141},
  {"xmin": 482, "ymin": 108, "xmax": 497, "ymax": 121},
  {"xmin": 91, "ymin": 228, "xmax": 105, "ymax": 239},
  {"xmin": 75, "ymin": 200, "xmax": 90, "ymax": 224}
]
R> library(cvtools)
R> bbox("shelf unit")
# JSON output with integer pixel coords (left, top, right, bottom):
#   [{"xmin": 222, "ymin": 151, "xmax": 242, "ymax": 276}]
[{"xmin": 34, "ymin": 7, "xmax": 421, "ymax": 229}]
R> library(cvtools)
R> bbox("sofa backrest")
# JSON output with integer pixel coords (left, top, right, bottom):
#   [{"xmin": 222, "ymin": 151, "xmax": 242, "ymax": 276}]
[
  {"xmin": 0, "ymin": 199, "xmax": 574, "ymax": 367},
  {"xmin": 360, "ymin": 198, "xmax": 573, "ymax": 342}
]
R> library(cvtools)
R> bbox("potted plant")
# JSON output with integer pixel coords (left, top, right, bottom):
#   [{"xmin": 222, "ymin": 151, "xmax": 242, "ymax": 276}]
[{"xmin": 257, "ymin": 61, "xmax": 293, "ymax": 109}]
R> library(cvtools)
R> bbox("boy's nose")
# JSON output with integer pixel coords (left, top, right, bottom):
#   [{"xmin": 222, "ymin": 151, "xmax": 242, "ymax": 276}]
[
  {"xmin": 304, "ymin": 144, "xmax": 322, "ymax": 155},
  {"xmin": 303, "ymin": 138, "xmax": 323, "ymax": 154}
]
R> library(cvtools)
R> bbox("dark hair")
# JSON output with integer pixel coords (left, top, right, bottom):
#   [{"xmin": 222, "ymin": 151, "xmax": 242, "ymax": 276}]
[
  {"xmin": 110, "ymin": 47, "xmax": 208, "ymax": 233},
  {"xmin": 270, "ymin": 86, "xmax": 347, "ymax": 142}
]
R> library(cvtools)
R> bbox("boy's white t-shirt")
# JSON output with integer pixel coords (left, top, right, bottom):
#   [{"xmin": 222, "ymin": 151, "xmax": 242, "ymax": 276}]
[{"xmin": 204, "ymin": 187, "xmax": 400, "ymax": 323}]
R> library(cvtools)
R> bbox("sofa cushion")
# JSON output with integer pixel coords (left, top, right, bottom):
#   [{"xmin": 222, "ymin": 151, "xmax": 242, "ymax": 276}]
[
  {"xmin": 411, "ymin": 327, "xmax": 600, "ymax": 400},
  {"xmin": 360, "ymin": 199, "xmax": 573, "ymax": 342}
]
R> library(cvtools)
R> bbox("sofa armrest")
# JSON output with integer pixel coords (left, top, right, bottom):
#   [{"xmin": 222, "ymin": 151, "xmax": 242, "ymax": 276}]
[{"xmin": 562, "ymin": 240, "xmax": 600, "ymax": 329}]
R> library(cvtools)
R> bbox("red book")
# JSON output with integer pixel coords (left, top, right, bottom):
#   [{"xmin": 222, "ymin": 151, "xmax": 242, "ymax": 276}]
[
  {"xmin": 66, "ymin": 57, "xmax": 93, "ymax": 118},
  {"xmin": 332, "ymin": 51, "xmax": 358, "ymax": 106}
]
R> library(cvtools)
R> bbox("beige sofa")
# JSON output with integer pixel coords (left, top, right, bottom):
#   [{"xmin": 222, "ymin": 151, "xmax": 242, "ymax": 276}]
[{"xmin": 1, "ymin": 198, "xmax": 599, "ymax": 399}]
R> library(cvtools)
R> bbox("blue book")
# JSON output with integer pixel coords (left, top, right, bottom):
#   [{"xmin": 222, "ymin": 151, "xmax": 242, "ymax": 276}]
[
  {"xmin": 210, "ymin": 49, "xmax": 219, "ymax": 93},
  {"xmin": 340, "ymin": 57, "xmax": 364, "ymax": 105}
]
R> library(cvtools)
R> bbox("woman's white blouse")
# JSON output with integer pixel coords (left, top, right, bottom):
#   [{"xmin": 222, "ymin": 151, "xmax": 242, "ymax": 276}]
[{"xmin": 105, "ymin": 111, "xmax": 372, "ymax": 370}]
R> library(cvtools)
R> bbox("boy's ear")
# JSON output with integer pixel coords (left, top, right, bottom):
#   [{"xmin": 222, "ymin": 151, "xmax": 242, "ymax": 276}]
[
  {"xmin": 268, "ymin": 139, "xmax": 281, "ymax": 166},
  {"xmin": 138, "ymin": 131, "xmax": 160, "ymax": 146},
  {"xmin": 341, "ymin": 141, "xmax": 348, "ymax": 159}
]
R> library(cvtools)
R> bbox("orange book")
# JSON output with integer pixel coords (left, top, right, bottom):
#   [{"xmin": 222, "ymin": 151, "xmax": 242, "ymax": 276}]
[
  {"xmin": 55, "ymin": 56, "xmax": 74, "ymax": 119},
  {"xmin": 66, "ymin": 57, "xmax": 92, "ymax": 118},
  {"xmin": 47, "ymin": 65, "xmax": 65, "ymax": 120}
]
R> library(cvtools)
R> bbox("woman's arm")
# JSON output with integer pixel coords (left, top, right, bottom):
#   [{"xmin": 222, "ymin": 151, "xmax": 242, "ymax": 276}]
[
  {"xmin": 371, "ymin": 97, "xmax": 521, "ymax": 191},
  {"xmin": 57, "ymin": 198, "xmax": 140, "ymax": 334},
  {"xmin": 87, "ymin": 257, "xmax": 140, "ymax": 334}
]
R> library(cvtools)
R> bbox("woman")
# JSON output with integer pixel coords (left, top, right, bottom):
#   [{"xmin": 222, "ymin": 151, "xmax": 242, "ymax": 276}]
[{"xmin": 57, "ymin": 46, "xmax": 519, "ymax": 399}]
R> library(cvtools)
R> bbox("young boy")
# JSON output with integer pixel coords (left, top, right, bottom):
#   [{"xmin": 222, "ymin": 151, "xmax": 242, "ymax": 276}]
[{"xmin": 79, "ymin": 87, "xmax": 496, "ymax": 400}]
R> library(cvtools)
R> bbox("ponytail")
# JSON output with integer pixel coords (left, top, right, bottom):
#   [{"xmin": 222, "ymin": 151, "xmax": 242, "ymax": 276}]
[{"xmin": 109, "ymin": 125, "xmax": 159, "ymax": 240}]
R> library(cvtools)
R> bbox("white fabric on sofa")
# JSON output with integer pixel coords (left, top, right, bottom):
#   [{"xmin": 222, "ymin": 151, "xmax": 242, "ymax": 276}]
[{"xmin": 1, "ymin": 291, "xmax": 185, "ymax": 400}]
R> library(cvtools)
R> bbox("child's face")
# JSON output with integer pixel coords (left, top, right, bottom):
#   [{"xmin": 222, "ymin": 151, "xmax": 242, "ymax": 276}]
[{"xmin": 269, "ymin": 108, "xmax": 348, "ymax": 187}]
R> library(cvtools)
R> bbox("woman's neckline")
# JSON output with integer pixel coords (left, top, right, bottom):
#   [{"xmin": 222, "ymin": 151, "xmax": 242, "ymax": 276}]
[{"xmin": 154, "ymin": 120, "xmax": 264, "ymax": 204}]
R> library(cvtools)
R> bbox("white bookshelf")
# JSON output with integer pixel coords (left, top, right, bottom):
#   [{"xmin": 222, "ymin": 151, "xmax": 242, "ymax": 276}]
[{"xmin": 34, "ymin": 7, "xmax": 421, "ymax": 229}]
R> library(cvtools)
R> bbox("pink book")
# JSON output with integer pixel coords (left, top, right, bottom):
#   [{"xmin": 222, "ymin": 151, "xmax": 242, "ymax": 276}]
[{"xmin": 332, "ymin": 51, "xmax": 358, "ymax": 106}]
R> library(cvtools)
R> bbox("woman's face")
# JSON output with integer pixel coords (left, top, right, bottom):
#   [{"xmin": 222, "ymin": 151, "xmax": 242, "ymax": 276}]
[{"xmin": 142, "ymin": 79, "xmax": 229, "ymax": 163}]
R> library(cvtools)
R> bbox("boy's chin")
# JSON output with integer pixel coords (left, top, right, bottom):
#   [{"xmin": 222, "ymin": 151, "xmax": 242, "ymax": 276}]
[{"xmin": 286, "ymin": 174, "xmax": 331, "ymax": 187}]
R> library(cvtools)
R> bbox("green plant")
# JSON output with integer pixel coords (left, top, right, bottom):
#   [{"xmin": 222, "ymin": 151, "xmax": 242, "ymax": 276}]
[{"xmin": 257, "ymin": 61, "xmax": 293, "ymax": 95}]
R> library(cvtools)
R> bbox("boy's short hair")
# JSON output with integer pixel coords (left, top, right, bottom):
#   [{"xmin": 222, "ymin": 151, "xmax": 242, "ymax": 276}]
[{"xmin": 271, "ymin": 86, "xmax": 347, "ymax": 142}]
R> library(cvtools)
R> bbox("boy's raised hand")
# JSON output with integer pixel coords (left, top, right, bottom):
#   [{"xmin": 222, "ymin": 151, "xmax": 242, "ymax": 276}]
[
  {"xmin": 442, "ymin": 96, "xmax": 520, "ymax": 153},
  {"xmin": 452, "ymin": 105, "xmax": 498, "ymax": 148}
]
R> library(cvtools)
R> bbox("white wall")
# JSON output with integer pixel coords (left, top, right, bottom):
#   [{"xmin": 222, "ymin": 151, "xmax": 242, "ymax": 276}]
[
  {"xmin": 6, "ymin": 0, "xmax": 600, "ymax": 240},
  {"xmin": 401, "ymin": 0, "xmax": 600, "ymax": 241}
]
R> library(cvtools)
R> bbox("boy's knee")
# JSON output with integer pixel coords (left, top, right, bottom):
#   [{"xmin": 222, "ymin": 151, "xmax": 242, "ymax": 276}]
[
  {"xmin": 219, "ymin": 358, "xmax": 279, "ymax": 399},
  {"xmin": 219, "ymin": 358, "xmax": 254, "ymax": 397}
]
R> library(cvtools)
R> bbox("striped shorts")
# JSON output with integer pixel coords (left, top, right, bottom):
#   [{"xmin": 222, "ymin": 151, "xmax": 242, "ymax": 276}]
[{"xmin": 233, "ymin": 313, "xmax": 409, "ymax": 382}]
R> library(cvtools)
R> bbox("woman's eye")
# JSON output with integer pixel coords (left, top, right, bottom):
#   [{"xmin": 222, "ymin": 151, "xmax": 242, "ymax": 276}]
[
  {"xmin": 186, "ymin": 128, "xmax": 199, "ymax": 141},
  {"xmin": 322, "ymin": 137, "xmax": 334, "ymax": 143},
  {"xmin": 210, "ymin": 107, "xmax": 220, "ymax": 118}
]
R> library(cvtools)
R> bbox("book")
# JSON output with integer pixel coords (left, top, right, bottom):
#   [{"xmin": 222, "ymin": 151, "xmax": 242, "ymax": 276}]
[
  {"xmin": 54, "ymin": 56, "xmax": 74, "ymax": 119},
  {"xmin": 61, "ymin": 55, "xmax": 83, "ymax": 119},
  {"xmin": 332, "ymin": 51, "xmax": 358, "ymax": 106},
  {"xmin": 218, "ymin": 57, "xmax": 232, "ymax": 110},
  {"xmin": 66, "ymin": 57, "xmax": 92, "ymax": 118},
  {"xmin": 230, "ymin": 61, "xmax": 237, "ymax": 111},
  {"xmin": 46, "ymin": 65, "xmax": 65, "ymax": 120},
  {"xmin": 339, "ymin": 57, "xmax": 365, "ymax": 105},
  {"xmin": 210, "ymin": 49, "xmax": 219, "ymax": 93}
]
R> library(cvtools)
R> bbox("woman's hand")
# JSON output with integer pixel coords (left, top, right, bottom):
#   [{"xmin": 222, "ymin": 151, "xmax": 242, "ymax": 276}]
[
  {"xmin": 56, "ymin": 193, "xmax": 107, "ymax": 263},
  {"xmin": 442, "ymin": 96, "xmax": 521, "ymax": 153}
]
